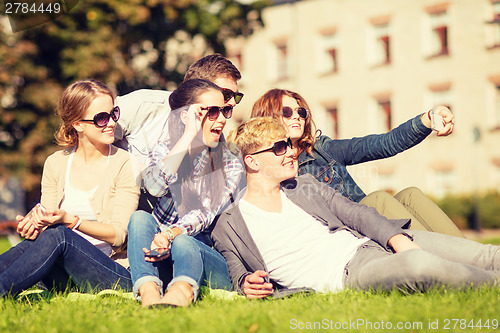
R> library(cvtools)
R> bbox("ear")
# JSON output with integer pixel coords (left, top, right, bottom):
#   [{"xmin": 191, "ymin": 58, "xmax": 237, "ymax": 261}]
[
  {"xmin": 72, "ymin": 121, "xmax": 85, "ymax": 133},
  {"xmin": 244, "ymin": 154, "xmax": 259, "ymax": 172},
  {"xmin": 180, "ymin": 109, "xmax": 188, "ymax": 125}
]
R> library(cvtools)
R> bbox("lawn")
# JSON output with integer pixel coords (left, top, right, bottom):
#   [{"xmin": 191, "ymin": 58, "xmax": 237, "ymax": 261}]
[{"xmin": 1, "ymin": 236, "xmax": 499, "ymax": 333}]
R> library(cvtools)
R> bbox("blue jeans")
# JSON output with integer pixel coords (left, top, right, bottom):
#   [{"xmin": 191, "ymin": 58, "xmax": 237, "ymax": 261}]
[
  {"xmin": 128, "ymin": 211, "xmax": 232, "ymax": 301},
  {"xmin": 344, "ymin": 230, "xmax": 500, "ymax": 291},
  {"xmin": 0, "ymin": 225, "xmax": 132, "ymax": 296}
]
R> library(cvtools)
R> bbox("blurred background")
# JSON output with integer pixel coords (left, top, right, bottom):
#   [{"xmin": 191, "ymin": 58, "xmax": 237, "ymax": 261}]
[{"xmin": 1, "ymin": 0, "xmax": 500, "ymax": 239}]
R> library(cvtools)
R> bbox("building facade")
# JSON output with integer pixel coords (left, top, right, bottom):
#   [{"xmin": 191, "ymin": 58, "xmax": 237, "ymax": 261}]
[{"xmin": 226, "ymin": 0, "xmax": 500, "ymax": 198}]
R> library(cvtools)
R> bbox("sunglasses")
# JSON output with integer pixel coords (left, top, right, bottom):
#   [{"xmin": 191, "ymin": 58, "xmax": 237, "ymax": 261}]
[
  {"xmin": 282, "ymin": 106, "xmax": 308, "ymax": 119},
  {"xmin": 250, "ymin": 138, "xmax": 293, "ymax": 156},
  {"xmin": 220, "ymin": 87, "xmax": 244, "ymax": 104},
  {"xmin": 80, "ymin": 106, "xmax": 120, "ymax": 128},
  {"xmin": 202, "ymin": 105, "xmax": 234, "ymax": 121}
]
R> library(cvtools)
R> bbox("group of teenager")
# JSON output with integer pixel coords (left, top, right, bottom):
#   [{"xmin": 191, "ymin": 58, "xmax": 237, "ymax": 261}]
[{"xmin": 1, "ymin": 54, "xmax": 499, "ymax": 308}]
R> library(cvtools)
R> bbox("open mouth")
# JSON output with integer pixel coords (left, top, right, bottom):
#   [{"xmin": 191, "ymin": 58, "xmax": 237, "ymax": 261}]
[{"xmin": 211, "ymin": 127, "xmax": 223, "ymax": 137}]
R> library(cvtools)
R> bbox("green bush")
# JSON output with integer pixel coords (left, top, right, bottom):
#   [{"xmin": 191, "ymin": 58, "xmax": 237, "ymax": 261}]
[{"xmin": 435, "ymin": 192, "xmax": 500, "ymax": 229}]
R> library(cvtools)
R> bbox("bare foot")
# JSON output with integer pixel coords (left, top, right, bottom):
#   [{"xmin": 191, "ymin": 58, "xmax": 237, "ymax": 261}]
[
  {"xmin": 160, "ymin": 281, "xmax": 194, "ymax": 307},
  {"xmin": 139, "ymin": 281, "xmax": 162, "ymax": 308}
]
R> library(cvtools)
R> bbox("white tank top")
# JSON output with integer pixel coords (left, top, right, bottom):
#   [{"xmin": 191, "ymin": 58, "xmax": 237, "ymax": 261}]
[{"xmin": 60, "ymin": 147, "xmax": 112, "ymax": 256}]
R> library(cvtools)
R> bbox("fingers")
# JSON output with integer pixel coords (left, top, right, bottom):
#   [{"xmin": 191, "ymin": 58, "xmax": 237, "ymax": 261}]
[
  {"xmin": 20, "ymin": 222, "xmax": 37, "ymax": 239},
  {"xmin": 437, "ymin": 122, "xmax": 454, "ymax": 136},
  {"xmin": 243, "ymin": 271, "xmax": 274, "ymax": 299}
]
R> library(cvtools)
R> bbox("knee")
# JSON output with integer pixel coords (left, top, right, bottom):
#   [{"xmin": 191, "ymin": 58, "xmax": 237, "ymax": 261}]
[
  {"xmin": 396, "ymin": 250, "xmax": 440, "ymax": 280},
  {"xmin": 369, "ymin": 190, "xmax": 393, "ymax": 200},
  {"xmin": 171, "ymin": 234, "xmax": 194, "ymax": 250},
  {"xmin": 128, "ymin": 211, "xmax": 156, "ymax": 234},
  {"xmin": 394, "ymin": 187, "xmax": 424, "ymax": 202},
  {"xmin": 361, "ymin": 190, "xmax": 395, "ymax": 209}
]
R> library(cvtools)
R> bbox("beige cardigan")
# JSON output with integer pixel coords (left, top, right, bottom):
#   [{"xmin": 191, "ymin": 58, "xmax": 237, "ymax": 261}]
[{"xmin": 40, "ymin": 146, "xmax": 140, "ymax": 252}]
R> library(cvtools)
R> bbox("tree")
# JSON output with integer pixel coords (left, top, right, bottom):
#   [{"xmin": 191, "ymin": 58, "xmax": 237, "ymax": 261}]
[{"xmin": 0, "ymin": 0, "xmax": 267, "ymax": 208}]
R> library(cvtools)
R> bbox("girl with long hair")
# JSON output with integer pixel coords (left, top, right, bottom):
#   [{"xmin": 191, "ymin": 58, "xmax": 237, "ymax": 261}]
[
  {"xmin": 0, "ymin": 79, "xmax": 139, "ymax": 296},
  {"xmin": 127, "ymin": 79, "xmax": 243, "ymax": 308},
  {"xmin": 251, "ymin": 88, "xmax": 463, "ymax": 238}
]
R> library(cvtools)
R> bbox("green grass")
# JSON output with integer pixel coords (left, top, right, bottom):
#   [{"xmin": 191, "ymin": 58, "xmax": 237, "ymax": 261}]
[
  {"xmin": 1, "ymin": 236, "xmax": 499, "ymax": 333},
  {"xmin": 0, "ymin": 288, "xmax": 499, "ymax": 332}
]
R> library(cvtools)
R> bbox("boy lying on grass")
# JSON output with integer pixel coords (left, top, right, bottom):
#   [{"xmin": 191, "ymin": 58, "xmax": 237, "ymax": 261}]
[{"xmin": 212, "ymin": 117, "xmax": 499, "ymax": 298}]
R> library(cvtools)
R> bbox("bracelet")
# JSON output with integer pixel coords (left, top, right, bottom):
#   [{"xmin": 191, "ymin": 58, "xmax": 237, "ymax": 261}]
[
  {"xmin": 427, "ymin": 109, "xmax": 432, "ymax": 120},
  {"xmin": 67, "ymin": 215, "xmax": 80, "ymax": 229},
  {"xmin": 161, "ymin": 228, "xmax": 175, "ymax": 242},
  {"xmin": 72, "ymin": 217, "xmax": 83, "ymax": 230}
]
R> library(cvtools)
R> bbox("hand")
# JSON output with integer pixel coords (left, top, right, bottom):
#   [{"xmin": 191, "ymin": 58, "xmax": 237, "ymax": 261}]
[
  {"xmin": 388, "ymin": 234, "xmax": 421, "ymax": 253},
  {"xmin": 143, "ymin": 232, "xmax": 171, "ymax": 262},
  {"xmin": 32, "ymin": 207, "xmax": 67, "ymax": 229},
  {"xmin": 242, "ymin": 270, "xmax": 274, "ymax": 299},
  {"xmin": 16, "ymin": 214, "xmax": 40, "ymax": 240},
  {"xmin": 433, "ymin": 105, "xmax": 455, "ymax": 136},
  {"xmin": 422, "ymin": 105, "xmax": 455, "ymax": 136},
  {"xmin": 182, "ymin": 104, "xmax": 203, "ymax": 140}
]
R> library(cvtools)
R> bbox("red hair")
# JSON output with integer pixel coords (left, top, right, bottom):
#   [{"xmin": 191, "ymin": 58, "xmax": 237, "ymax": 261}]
[{"xmin": 251, "ymin": 89, "xmax": 316, "ymax": 154}]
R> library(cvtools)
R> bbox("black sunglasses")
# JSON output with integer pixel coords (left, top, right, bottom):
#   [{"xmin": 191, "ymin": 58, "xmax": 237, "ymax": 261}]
[
  {"xmin": 80, "ymin": 106, "xmax": 120, "ymax": 128},
  {"xmin": 250, "ymin": 138, "xmax": 293, "ymax": 156},
  {"xmin": 282, "ymin": 106, "xmax": 308, "ymax": 119},
  {"xmin": 202, "ymin": 105, "xmax": 234, "ymax": 121},
  {"xmin": 220, "ymin": 87, "xmax": 244, "ymax": 104}
]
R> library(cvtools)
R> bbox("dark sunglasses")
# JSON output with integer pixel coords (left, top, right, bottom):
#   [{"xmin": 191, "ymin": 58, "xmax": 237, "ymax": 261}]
[
  {"xmin": 80, "ymin": 106, "xmax": 120, "ymax": 128},
  {"xmin": 282, "ymin": 106, "xmax": 308, "ymax": 119},
  {"xmin": 250, "ymin": 138, "xmax": 293, "ymax": 156},
  {"xmin": 220, "ymin": 87, "xmax": 244, "ymax": 104},
  {"xmin": 202, "ymin": 105, "xmax": 234, "ymax": 121}
]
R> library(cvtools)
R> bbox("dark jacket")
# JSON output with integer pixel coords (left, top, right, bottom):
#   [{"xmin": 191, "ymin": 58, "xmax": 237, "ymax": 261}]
[
  {"xmin": 211, "ymin": 174, "xmax": 410, "ymax": 293},
  {"xmin": 298, "ymin": 114, "xmax": 432, "ymax": 202}
]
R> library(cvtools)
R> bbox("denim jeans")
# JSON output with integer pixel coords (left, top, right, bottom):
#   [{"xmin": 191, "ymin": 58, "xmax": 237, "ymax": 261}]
[
  {"xmin": 128, "ymin": 211, "xmax": 232, "ymax": 301},
  {"xmin": 344, "ymin": 230, "xmax": 500, "ymax": 292},
  {"xmin": 0, "ymin": 225, "xmax": 132, "ymax": 296}
]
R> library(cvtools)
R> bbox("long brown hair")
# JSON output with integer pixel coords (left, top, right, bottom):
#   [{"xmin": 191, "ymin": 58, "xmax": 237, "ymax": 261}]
[
  {"xmin": 251, "ymin": 89, "xmax": 316, "ymax": 154},
  {"xmin": 55, "ymin": 79, "xmax": 114, "ymax": 148},
  {"xmin": 168, "ymin": 79, "xmax": 226, "ymax": 216}
]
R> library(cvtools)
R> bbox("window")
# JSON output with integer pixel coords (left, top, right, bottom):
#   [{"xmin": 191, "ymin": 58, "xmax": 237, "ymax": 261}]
[
  {"xmin": 428, "ymin": 83, "xmax": 453, "ymax": 112},
  {"xmin": 326, "ymin": 106, "xmax": 339, "ymax": 139},
  {"xmin": 376, "ymin": 99, "xmax": 392, "ymax": 132},
  {"xmin": 486, "ymin": 1, "xmax": 500, "ymax": 48},
  {"xmin": 317, "ymin": 31, "xmax": 338, "ymax": 74},
  {"xmin": 275, "ymin": 41, "xmax": 288, "ymax": 81},
  {"xmin": 429, "ymin": 10, "xmax": 449, "ymax": 56},
  {"xmin": 369, "ymin": 96, "xmax": 392, "ymax": 133},
  {"xmin": 374, "ymin": 23, "xmax": 391, "ymax": 65}
]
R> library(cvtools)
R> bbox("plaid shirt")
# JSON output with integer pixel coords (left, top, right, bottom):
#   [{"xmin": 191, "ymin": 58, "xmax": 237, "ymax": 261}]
[{"xmin": 144, "ymin": 140, "xmax": 243, "ymax": 236}]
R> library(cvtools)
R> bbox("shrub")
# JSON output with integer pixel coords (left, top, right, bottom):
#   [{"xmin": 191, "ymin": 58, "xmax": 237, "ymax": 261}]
[{"xmin": 435, "ymin": 191, "xmax": 500, "ymax": 229}]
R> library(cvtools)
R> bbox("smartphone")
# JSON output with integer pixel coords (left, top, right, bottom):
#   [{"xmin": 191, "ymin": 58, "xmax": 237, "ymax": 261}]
[
  {"xmin": 24, "ymin": 203, "xmax": 47, "ymax": 220},
  {"xmin": 145, "ymin": 249, "xmax": 171, "ymax": 258},
  {"xmin": 431, "ymin": 113, "xmax": 445, "ymax": 132},
  {"xmin": 271, "ymin": 287, "xmax": 315, "ymax": 299}
]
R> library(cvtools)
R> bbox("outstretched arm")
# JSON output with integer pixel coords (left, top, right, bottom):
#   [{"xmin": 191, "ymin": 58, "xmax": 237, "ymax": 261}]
[{"xmin": 322, "ymin": 106, "xmax": 453, "ymax": 166}]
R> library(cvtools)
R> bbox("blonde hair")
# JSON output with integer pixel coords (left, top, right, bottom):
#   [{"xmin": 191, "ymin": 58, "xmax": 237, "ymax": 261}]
[
  {"xmin": 55, "ymin": 79, "xmax": 114, "ymax": 148},
  {"xmin": 227, "ymin": 117, "xmax": 288, "ymax": 157}
]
